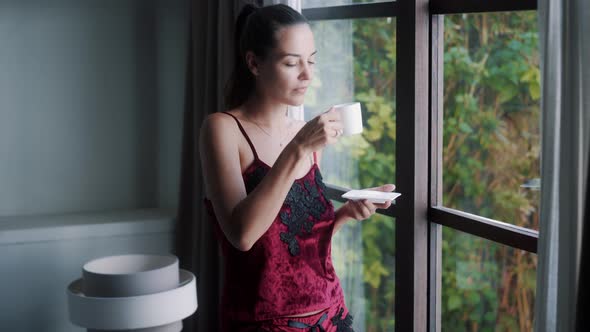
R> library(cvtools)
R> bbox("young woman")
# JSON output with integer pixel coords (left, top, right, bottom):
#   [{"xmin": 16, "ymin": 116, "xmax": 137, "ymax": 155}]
[{"xmin": 199, "ymin": 4, "xmax": 396, "ymax": 331}]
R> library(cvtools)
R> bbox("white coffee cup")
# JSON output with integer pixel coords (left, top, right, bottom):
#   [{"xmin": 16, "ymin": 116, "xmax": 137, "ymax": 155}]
[{"xmin": 333, "ymin": 102, "xmax": 363, "ymax": 136}]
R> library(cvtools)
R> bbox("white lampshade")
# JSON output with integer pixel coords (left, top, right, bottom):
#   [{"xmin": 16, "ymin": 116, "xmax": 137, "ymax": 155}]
[{"xmin": 67, "ymin": 254, "xmax": 197, "ymax": 332}]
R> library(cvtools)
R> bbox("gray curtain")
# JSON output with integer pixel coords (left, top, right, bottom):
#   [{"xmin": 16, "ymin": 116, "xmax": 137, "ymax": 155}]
[
  {"xmin": 174, "ymin": 1, "xmax": 237, "ymax": 331},
  {"xmin": 578, "ymin": 183, "xmax": 590, "ymax": 329},
  {"xmin": 535, "ymin": 0, "xmax": 590, "ymax": 331}
]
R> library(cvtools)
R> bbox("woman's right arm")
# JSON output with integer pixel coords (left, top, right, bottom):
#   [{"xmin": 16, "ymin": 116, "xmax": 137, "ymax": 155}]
[{"xmin": 199, "ymin": 111, "xmax": 341, "ymax": 251}]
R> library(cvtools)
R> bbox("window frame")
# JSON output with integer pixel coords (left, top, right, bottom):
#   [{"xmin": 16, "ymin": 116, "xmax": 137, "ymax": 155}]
[
  {"xmin": 303, "ymin": 1, "xmax": 539, "ymax": 331},
  {"xmin": 428, "ymin": 0, "xmax": 539, "ymax": 254}
]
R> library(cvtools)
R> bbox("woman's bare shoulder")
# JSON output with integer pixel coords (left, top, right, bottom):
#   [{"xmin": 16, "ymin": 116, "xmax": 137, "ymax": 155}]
[
  {"xmin": 204, "ymin": 111, "xmax": 233, "ymax": 125},
  {"xmin": 199, "ymin": 111, "xmax": 240, "ymax": 149},
  {"xmin": 201, "ymin": 111, "xmax": 237, "ymax": 133}
]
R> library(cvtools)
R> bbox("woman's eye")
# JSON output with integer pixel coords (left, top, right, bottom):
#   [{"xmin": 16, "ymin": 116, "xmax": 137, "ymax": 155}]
[
  {"xmin": 285, "ymin": 63, "xmax": 297, "ymax": 67},
  {"xmin": 308, "ymin": 61, "xmax": 316, "ymax": 65}
]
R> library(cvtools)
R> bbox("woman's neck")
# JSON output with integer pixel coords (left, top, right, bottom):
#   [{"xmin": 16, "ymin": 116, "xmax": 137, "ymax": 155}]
[{"xmin": 241, "ymin": 96, "xmax": 290, "ymax": 131}]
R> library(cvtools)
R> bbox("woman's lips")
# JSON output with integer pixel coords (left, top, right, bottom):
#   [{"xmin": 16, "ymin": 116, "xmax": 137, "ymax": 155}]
[{"xmin": 293, "ymin": 87, "xmax": 307, "ymax": 94}]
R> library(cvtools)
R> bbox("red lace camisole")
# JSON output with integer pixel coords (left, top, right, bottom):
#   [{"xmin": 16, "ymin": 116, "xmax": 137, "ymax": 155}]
[{"xmin": 203, "ymin": 112, "xmax": 344, "ymax": 322}]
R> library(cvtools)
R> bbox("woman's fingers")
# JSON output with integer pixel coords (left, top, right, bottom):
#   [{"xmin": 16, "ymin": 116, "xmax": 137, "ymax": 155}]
[
  {"xmin": 318, "ymin": 109, "xmax": 339, "ymax": 124},
  {"xmin": 348, "ymin": 198, "xmax": 394, "ymax": 221},
  {"xmin": 345, "ymin": 183, "xmax": 397, "ymax": 220},
  {"xmin": 308, "ymin": 111, "xmax": 343, "ymax": 141},
  {"xmin": 373, "ymin": 201, "xmax": 392, "ymax": 210},
  {"xmin": 292, "ymin": 107, "xmax": 347, "ymax": 153},
  {"xmin": 320, "ymin": 108, "xmax": 344, "ymax": 132},
  {"xmin": 369, "ymin": 184, "xmax": 396, "ymax": 192},
  {"xmin": 349, "ymin": 200, "xmax": 374, "ymax": 220},
  {"xmin": 319, "ymin": 112, "xmax": 343, "ymax": 132},
  {"xmin": 348, "ymin": 201, "xmax": 363, "ymax": 219},
  {"xmin": 358, "ymin": 201, "xmax": 371, "ymax": 219},
  {"xmin": 363, "ymin": 200, "xmax": 377, "ymax": 214},
  {"xmin": 322, "ymin": 107, "xmax": 340, "ymax": 121},
  {"xmin": 323, "ymin": 123, "xmax": 344, "ymax": 145},
  {"xmin": 363, "ymin": 200, "xmax": 377, "ymax": 219},
  {"xmin": 296, "ymin": 118, "xmax": 342, "ymax": 150}
]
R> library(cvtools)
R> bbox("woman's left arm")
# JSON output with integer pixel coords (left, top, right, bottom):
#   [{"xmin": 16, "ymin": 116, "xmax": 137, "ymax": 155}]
[{"xmin": 333, "ymin": 202, "xmax": 355, "ymax": 234}]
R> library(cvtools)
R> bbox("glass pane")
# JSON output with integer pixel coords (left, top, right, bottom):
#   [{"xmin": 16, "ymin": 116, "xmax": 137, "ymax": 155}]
[
  {"xmin": 332, "ymin": 201, "xmax": 396, "ymax": 332},
  {"xmin": 303, "ymin": 0, "xmax": 395, "ymax": 9},
  {"xmin": 306, "ymin": 17, "xmax": 397, "ymax": 190},
  {"xmin": 442, "ymin": 227, "xmax": 537, "ymax": 331},
  {"xmin": 442, "ymin": 11, "xmax": 540, "ymax": 230},
  {"xmin": 307, "ymin": 17, "xmax": 397, "ymax": 331}
]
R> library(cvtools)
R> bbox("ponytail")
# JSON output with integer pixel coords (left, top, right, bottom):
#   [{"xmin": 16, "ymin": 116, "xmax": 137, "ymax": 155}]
[{"xmin": 224, "ymin": 4, "xmax": 258, "ymax": 110}]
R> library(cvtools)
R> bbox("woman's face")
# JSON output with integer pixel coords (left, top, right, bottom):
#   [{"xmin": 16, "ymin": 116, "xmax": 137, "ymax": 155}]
[{"xmin": 251, "ymin": 23, "xmax": 316, "ymax": 106}]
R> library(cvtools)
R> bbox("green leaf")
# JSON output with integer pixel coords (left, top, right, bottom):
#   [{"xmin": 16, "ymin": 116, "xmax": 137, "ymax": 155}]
[
  {"xmin": 498, "ymin": 85, "xmax": 518, "ymax": 103},
  {"xmin": 529, "ymin": 82, "xmax": 540, "ymax": 100},
  {"xmin": 459, "ymin": 122, "xmax": 473, "ymax": 134},
  {"xmin": 467, "ymin": 291, "xmax": 481, "ymax": 305},
  {"xmin": 447, "ymin": 294, "xmax": 462, "ymax": 311},
  {"xmin": 484, "ymin": 311, "xmax": 496, "ymax": 322}
]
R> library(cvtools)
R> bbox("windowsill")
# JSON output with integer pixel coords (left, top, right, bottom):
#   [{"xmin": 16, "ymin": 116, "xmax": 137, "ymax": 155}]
[{"xmin": 0, "ymin": 208, "xmax": 175, "ymax": 245}]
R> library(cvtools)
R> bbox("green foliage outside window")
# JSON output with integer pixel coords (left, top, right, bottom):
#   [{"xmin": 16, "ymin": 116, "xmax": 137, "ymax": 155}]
[
  {"xmin": 353, "ymin": 17, "xmax": 397, "ymax": 332},
  {"xmin": 347, "ymin": 11, "xmax": 538, "ymax": 332},
  {"xmin": 440, "ymin": 12, "xmax": 539, "ymax": 332}
]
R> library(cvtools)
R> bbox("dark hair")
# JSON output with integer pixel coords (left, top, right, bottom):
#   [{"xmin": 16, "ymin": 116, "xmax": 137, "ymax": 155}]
[{"xmin": 224, "ymin": 4, "xmax": 308, "ymax": 110}]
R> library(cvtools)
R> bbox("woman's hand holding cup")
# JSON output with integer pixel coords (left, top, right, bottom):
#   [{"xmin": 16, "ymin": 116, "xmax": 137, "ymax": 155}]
[{"xmin": 292, "ymin": 107, "xmax": 344, "ymax": 154}]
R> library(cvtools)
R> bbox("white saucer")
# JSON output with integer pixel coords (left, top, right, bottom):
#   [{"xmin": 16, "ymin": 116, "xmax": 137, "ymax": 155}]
[{"xmin": 342, "ymin": 189, "xmax": 402, "ymax": 204}]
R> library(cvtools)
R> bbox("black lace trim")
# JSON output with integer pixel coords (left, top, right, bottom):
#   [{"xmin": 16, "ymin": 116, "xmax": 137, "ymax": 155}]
[
  {"xmin": 279, "ymin": 169, "xmax": 330, "ymax": 256},
  {"xmin": 288, "ymin": 311, "xmax": 328, "ymax": 331},
  {"xmin": 315, "ymin": 168, "xmax": 328, "ymax": 193},
  {"xmin": 244, "ymin": 165, "xmax": 331, "ymax": 256},
  {"xmin": 331, "ymin": 308, "xmax": 354, "ymax": 332}
]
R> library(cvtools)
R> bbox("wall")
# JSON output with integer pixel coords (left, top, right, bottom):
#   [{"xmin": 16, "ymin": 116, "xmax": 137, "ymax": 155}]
[
  {"xmin": 0, "ymin": 0, "xmax": 189, "ymax": 330},
  {"xmin": 0, "ymin": 0, "xmax": 187, "ymax": 215},
  {"xmin": 0, "ymin": 210, "xmax": 175, "ymax": 331}
]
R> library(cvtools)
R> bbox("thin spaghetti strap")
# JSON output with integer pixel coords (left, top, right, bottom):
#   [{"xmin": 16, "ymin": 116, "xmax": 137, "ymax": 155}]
[
  {"xmin": 221, "ymin": 112, "xmax": 259, "ymax": 160},
  {"xmin": 313, "ymin": 151, "xmax": 317, "ymax": 165}
]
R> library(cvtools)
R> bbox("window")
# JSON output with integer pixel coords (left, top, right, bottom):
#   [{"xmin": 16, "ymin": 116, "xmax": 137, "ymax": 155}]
[
  {"xmin": 442, "ymin": 11, "xmax": 540, "ymax": 230},
  {"xmin": 303, "ymin": 0, "xmax": 539, "ymax": 331},
  {"xmin": 431, "ymin": 1, "xmax": 539, "ymax": 331},
  {"xmin": 305, "ymin": 14, "xmax": 397, "ymax": 331},
  {"xmin": 303, "ymin": 0, "xmax": 395, "ymax": 9},
  {"xmin": 437, "ymin": 12, "xmax": 540, "ymax": 329},
  {"xmin": 442, "ymin": 227, "xmax": 537, "ymax": 331}
]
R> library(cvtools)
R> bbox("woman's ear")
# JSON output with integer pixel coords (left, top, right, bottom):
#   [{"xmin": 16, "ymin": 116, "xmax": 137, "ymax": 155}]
[{"xmin": 245, "ymin": 51, "xmax": 259, "ymax": 76}]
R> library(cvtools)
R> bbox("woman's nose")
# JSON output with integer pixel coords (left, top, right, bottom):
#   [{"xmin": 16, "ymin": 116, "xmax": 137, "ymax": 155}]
[{"xmin": 299, "ymin": 63, "xmax": 312, "ymax": 80}]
